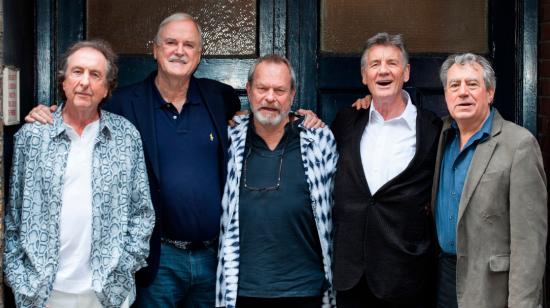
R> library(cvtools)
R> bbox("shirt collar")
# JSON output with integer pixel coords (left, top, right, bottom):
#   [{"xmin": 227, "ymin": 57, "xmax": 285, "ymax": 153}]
[
  {"xmin": 450, "ymin": 107, "xmax": 495, "ymax": 145},
  {"xmin": 51, "ymin": 103, "xmax": 112, "ymax": 140},
  {"xmin": 369, "ymin": 90, "xmax": 417, "ymax": 130},
  {"xmin": 152, "ymin": 75, "xmax": 201, "ymax": 108}
]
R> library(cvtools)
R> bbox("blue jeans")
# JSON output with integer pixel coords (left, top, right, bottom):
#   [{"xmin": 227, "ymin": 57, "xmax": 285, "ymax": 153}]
[{"xmin": 133, "ymin": 242, "xmax": 217, "ymax": 308}]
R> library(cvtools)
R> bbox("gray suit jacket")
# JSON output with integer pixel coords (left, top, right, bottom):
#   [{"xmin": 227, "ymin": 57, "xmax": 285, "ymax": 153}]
[{"xmin": 432, "ymin": 110, "xmax": 547, "ymax": 308}]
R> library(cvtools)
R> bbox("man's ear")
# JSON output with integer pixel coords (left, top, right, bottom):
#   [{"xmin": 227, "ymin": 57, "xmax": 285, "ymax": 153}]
[
  {"xmin": 487, "ymin": 87, "xmax": 496, "ymax": 105},
  {"xmin": 403, "ymin": 64, "xmax": 411, "ymax": 83},
  {"xmin": 361, "ymin": 68, "xmax": 368, "ymax": 86}
]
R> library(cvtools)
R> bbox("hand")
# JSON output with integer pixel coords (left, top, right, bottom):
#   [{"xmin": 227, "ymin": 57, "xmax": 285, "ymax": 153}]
[
  {"xmin": 25, "ymin": 104, "xmax": 57, "ymax": 124},
  {"xmin": 351, "ymin": 95, "xmax": 372, "ymax": 110},
  {"xmin": 296, "ymin": 108, "xmax": 325, "ymax": 129},
  {"xmin": 228, "ymin": 110, "xmax": 250, "ymax": 128}
]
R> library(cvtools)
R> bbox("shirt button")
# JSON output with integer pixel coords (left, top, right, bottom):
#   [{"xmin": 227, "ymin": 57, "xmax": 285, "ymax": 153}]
[
  {"xmin": 173, "ymin": 115, "xmax": 177, "ymax": 120},
  {"xmin": 449, "ymin": 216, "xmax": 453, "ymax": 220}
]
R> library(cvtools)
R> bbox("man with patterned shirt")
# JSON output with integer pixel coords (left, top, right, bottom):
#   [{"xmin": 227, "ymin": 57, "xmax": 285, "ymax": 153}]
[
  {"xmin": 216, "ymin": 54, "xmax": 337, "ymax": 308},
  {"xmin": 4, "ymin": 40, "xmax": 155, "ymax": 308}
]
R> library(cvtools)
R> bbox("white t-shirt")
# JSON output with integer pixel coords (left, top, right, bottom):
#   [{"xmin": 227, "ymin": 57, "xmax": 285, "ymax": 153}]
[{"xmin": 52, "ymin": 120, "xmax": 99, "ymax": 293}]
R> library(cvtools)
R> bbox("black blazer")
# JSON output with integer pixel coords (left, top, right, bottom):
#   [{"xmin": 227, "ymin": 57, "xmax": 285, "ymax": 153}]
[
  {"xmin": 103, "ymin": 72, "xmax": 241, "ymax": 287},
  {"xmin": 331, "ymin": 105, "xmax": 442, "ymax": 302}
]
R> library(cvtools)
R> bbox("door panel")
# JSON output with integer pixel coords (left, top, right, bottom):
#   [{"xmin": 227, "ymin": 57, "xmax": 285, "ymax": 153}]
[{"xmin": 314, "ymin": 0, "xmax": 520, "ymax": 127}]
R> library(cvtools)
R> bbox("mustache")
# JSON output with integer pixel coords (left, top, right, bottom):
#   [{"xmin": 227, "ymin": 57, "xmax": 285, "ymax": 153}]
[
  {"xmin": 259, "ymin": 101, "xmax": 281, "ymax": 110},
  {"xmin": 168, "ymin": 56, "xmax": 188, "ymax": 63}
]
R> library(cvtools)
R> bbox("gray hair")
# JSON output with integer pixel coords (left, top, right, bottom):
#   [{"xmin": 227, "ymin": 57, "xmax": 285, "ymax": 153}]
[
  {"xmin": 57, "ymin": 39, "xmax": 118, "ymax": 101},
  {"xmin": 247, "ymin": 54, "xmax": 297, "ymax": 91},
  {"xmin": 154, "ymin": 13, "xmax": 203, "ymax": 50},
  {"xmin": 440, "ymin": 53, "xmax": 496, "ymax": 90},
  {"xmin": 360, "ymin": 32, "xmax": 409, "ymax": 70}
]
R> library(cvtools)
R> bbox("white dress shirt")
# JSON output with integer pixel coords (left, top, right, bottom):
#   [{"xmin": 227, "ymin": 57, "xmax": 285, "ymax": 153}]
[
  {"xmin": 360, "ymin": 90, "xmax": 417, "ymax": 194},
  {"xmin": 53, "ymin": 120, "xmax": 99, "ymax": 294}
]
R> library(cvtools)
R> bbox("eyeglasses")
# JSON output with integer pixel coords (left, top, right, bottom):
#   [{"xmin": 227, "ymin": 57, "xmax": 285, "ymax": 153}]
[{"xmin": 243, "ymin": 136, "xmax": 288, "ymax": 192}]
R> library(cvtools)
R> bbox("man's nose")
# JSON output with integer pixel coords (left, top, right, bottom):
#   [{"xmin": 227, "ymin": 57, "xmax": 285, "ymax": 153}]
[
  {"xmin": 378, "ymin": 63, "xmax": 390, "ymax": 74},
  {"xmin": 458, "ymin": 83, "xmax": 469, "ymax": 97},
  {"xmin": 175, "ymin": 43, "xmax": 185, "ymax": 55},
  {"xmin": 265, "ymin": 89, "xmax": 276, "ymax": 102},
  {"xmin": 79, "ymin": 71, "xmax": 90, "ymax": 87}
]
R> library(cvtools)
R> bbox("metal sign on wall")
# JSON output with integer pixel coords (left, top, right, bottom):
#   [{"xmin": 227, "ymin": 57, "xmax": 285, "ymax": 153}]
[{"xmin": 3, "ymin": 66, "xmax": 20, "ymax": 125}]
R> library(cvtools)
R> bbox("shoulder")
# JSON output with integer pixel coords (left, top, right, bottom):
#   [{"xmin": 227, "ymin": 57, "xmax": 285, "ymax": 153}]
[
  {"xmin": 102, "ymin": 110, "xmax": 141, "ymax": 139},
  {"xmin": 111, "ymin": 79, "xmax": 148, "ymax": 100},
  {"xmin": 195, "ymin": 77, "xmax": 235, "ymax": 92},
  {"xmin": 498, "ymin": 119, "xmax": 537, "ymax": 144},
  {"xmin": 333, "ymin": 106, "xmax": 362, "ymax": 123},
  {"xmin": 306, "ymin": 125, "xmax": 336, "ymax": 142},
  {"xmin": 331, "ymin": 106, "xmax": 367, "ymax": 140},
  {"xmin": 417, "ymin": 107, "xmax": 443, "ymax": 128},
  {"xmin": 417, "ymin": 107, "xmax": 441, "ymax": 122},
  {"xmin": 14, "ymin": 122, "xmax": 51, "ymax": 141}
]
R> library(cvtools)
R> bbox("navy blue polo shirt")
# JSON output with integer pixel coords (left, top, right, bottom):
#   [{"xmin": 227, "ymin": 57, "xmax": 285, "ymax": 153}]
[{"xmin": 154, "ymin": 77, "xmax": 222, "ymax": 242}]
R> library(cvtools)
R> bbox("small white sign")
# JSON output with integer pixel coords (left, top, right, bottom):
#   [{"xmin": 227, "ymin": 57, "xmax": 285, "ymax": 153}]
[{"xmin": 3, "ymin": 66, "xmax": 20, "ymax": 125}]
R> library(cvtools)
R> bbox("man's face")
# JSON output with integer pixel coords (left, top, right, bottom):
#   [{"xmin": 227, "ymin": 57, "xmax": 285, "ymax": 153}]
[
  {"xmin": 247, "ymin": 61, "xmax": 295, "ymax": 126},
  {"xmin": 444, "ymin": 62, "xmax": 494, "ymax": 127},
  {"xmin": 62, "ymin": 47, "xmax": 109, "ymax": 110},
  {"xmin": 361, "ymin": 45, "xmax": 410, "ymax": 102},
  {"xmin": 153, "ymin": 19, "xmax": 202, "ymax": 79}
]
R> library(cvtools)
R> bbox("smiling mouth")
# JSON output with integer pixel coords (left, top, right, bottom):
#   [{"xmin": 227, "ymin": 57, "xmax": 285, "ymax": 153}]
[
  {"xmin": 260, "ymin": 107, "xmax": 280, "ymax": 113},
  {"xmin": 169, "ymin": 59, "xmax": 187, "ymax": 64},
  {"xmin": 376, "ymin": 80, "xmax": 392, "ymax": 86},
  {"xmin": 457, "ymin": 102, "xmax": 474, "ymax": 107}
]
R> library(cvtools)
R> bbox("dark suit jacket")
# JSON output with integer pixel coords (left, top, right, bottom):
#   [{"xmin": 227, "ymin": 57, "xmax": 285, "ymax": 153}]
[
  {"xmin": 103, "ymin": 71, "xmax": 241, "ymax": 287},
  {"xmin": 331, "ymin": 105, "xmax": 442, "ymax": 302}
]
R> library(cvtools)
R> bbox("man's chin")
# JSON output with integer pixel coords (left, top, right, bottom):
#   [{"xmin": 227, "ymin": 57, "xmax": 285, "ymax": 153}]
[{"xmin": 254, "ymin": 112, "xmax": 283, "ymax": 126}]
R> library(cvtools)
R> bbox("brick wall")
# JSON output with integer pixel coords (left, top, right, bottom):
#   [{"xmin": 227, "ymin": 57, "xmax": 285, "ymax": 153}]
[{"xmin": 541, "ymin": 0, "xmax": 550, "ymax": 174}]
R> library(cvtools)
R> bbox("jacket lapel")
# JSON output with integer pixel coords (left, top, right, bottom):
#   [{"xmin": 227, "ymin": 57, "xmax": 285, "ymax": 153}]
[
  {"xmin": 131, "ymin": 75, "xmax": 161, "ymax": 183},
  {"xmin": 375, "ymin": 108, "xmax": 438, "ymax": 195},
  {"xmin": 457, "ymin": 111, "xmax": 503, "ymax": 222},
  {"xmin": 351, "ymin": 108, "xmax": 373, "ymax": 195}
]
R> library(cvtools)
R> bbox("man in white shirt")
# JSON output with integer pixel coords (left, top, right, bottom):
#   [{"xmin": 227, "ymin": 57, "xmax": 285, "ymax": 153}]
[
  {"xmin": 4, "ymin": 40, "xmax": 155, "ymax": 308},
  {"xmin": 331, "ymin": 32, "xmax": 442, "ymax": 307}
]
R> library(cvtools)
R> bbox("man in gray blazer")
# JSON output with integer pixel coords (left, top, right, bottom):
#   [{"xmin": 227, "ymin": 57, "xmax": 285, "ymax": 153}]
[{"xmin": 432, "ymin": 52, "xmax": 547, "ymax": 308}]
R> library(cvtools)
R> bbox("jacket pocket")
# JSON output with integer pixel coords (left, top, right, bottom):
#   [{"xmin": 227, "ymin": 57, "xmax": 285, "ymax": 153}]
[{"xmin": 489, "ymin": 254, "xmax": 510, "ymax": 272}]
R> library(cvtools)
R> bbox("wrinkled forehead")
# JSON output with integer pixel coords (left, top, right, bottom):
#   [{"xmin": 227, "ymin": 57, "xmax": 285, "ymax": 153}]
[
  {"xmin": 447, "ymin": 62, "xmax": 484, "ymax": 80},
  {"xmin": 66, "ymin": 47, "xmax": 108, "ymax": 71},
  {"xmin": 362, "ymin": 44, "xmax": 407, "ymax": 68},
  {"xmin": 159, "ymin": 19, "xmax": 200, "ymax": 40},
  {"xmin": 254, "ymin": 62, "xmax": 291, "ymax": 82}
]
